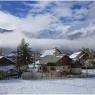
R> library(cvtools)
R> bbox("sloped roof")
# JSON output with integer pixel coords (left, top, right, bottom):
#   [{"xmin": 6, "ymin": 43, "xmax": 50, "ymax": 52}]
[
  {"xmin": 0, "ymin": 56, "xmax": 3, "ymax": 59},
  {"xmin": 0, "ymin": 56, "xmax": 15, "ymax": 66},
  {"xmin": 7, "ymin": 53, "xmax": 16, "ymax": 57},
  {"xmin": 70, "ymin": 51, "xmax": 81, "ymax": 59},
  {"xmin": 40, "ymin": 55, "xmax": 63, "ymax": 64}
]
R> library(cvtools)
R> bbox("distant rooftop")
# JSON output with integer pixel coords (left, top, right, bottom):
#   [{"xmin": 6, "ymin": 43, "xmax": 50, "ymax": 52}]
[
  {"xmin": 7, "ymin": 53, "xmax": 16, "ymax": 57},
  {"xmin": 0, "ymin": 56, "xmax": 3, "ymax": 59}
]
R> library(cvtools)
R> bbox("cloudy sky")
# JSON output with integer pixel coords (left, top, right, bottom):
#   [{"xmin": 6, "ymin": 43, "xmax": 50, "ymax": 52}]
[{"xmin": 0, "ymin": 1, "xmax": 95, "ymax": 50}]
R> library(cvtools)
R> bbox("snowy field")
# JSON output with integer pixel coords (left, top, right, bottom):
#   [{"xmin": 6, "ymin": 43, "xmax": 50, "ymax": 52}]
[
  {"xmin": 0, "ymin": 78, "xmax": 95, "ymax": 94},
  {"xmin": 0, "ymin": 69, "xmax": 95, "ymax": 94}
]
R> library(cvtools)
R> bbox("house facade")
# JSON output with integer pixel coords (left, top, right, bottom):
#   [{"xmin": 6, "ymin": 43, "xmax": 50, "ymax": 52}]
[
  {"xmin": 38, "ymin": 55, "xmax": 81, "ymax": 76},
  {"xmin": 70, "ymin": 61, "xmax": 81, "ymax": 74}
]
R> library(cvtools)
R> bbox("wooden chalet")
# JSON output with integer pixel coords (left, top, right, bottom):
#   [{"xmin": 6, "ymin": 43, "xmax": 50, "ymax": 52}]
[
  {"xmin": 0, "ymin": 56, "xmax": 16, "ymax": 73},
  {"xmin": 38, "ymin": 55, "xmax": 81, "ymax": 76}
]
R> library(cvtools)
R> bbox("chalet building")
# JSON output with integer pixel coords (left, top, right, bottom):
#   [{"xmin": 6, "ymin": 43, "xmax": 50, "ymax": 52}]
[
  {"xmin": 27, "ymin": 48, "xmax": 82, "ymax": 78},
  {"xmin": 0, "ymin": 56, "xmax": 16, "ymax": 73},
  {"xmin": 70, "ymin": 51, "xmax": 88, "ymax": 61},
  {"xmin": 70, "ymin": 51, "xmax": 90, "ymax": 69},
  {"xmin": 38, "ymin": 55, "xmax": 81, "ymax": 76},
  {"xmin": 28, "ymin": 48, "xmax": 63, "ymax": 71}
]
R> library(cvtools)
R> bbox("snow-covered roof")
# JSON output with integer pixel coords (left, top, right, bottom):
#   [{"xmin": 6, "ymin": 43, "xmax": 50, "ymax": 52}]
[
  {"xmin": 0, "ymin": 56, "xmax": 3, "ymax": 59},
  {"xmin": 70, "ymin": 51, "xmax": 81, "ymax": 59},
  {"xmin": 0, "ymin": 56, "xmax": 15, "ymax": 66},
  {"xmin": 40, "ymin": 55, "xmax": 63, "ymax": 64},
  {"xmin": 7, "ymin": 53, "xmax": 16, "ymax": 57},
  {"xmin": 56, "ymin": 54, "xmax": 65, "ymax": 58}
]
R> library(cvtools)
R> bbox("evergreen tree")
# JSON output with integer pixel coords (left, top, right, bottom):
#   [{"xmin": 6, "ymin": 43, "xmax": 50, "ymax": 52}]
[{"xmin": 16, "ymin": 39, "xmax": 32, "ymax": 72}]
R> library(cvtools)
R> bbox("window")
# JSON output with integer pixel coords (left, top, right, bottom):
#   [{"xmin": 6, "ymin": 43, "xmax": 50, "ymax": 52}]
[{"xmin": 50, "ymin": 67, "xmax": 56, "ymax": 71}]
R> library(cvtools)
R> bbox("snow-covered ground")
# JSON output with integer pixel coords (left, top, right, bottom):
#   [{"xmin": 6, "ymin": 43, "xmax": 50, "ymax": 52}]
[
  {"xmin": 0, "ymin": 69, "xmax": 95, "ymax": 94},
  {"xmin": 0, "ymin": 78, "xmax": 95, "ymax": 94}
]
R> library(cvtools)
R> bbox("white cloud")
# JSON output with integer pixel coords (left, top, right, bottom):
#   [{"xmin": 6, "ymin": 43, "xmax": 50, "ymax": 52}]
[
  {"xmin": 19, "ymin": 14, "xmax": 52, "ymax": 37},
  {"xmin": 0, "ymin": 11, "xmax": 20, "ymax": 30},
  {"xmin": 0, "ymin": 30, "xmax": 25, "ymax": 47},
  {"xmin": 24, "ymin": 36, "xmax": 95, "ymax": 50},
  {"xmin": 0, "ymin": 1, "xmax": 95, "ymax": 51}
]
